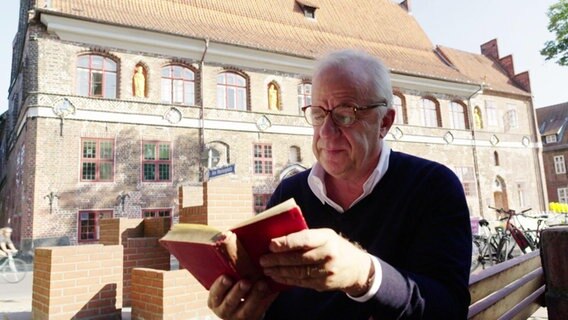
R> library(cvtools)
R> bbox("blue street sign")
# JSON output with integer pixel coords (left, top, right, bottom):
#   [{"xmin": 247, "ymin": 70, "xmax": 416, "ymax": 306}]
[{"xmin": 207, "ymin": 164, "xmax": 236, "ymax": 179}]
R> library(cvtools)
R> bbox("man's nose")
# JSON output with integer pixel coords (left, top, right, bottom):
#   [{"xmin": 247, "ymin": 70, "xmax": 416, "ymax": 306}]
[{"xmin": 318, "ymin": 113, "xmax": 340, "ymax": 136}]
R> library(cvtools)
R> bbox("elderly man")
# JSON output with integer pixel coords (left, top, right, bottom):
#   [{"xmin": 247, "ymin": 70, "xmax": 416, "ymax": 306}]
[{"xmin": 208, "ymin": 49, "xmax": 472, "ymax": 319}]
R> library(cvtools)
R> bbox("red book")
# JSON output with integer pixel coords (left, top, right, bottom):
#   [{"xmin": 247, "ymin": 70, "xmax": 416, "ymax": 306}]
[{"xmin": 159, "ymin": 198, "xmax": 307, "ymax": 291}]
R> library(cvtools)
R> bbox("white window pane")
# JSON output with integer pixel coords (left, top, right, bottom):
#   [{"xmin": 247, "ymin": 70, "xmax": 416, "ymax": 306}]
[
  {"xmin": 161, "ymin": 79, "xmax": 172, "ymax": 103},
  {"xmin": 216, "ymin": 86, "xmax": 225, "ymax": 108},
  {"xmin": 184, "ymin": 81, "xmax": 195, "ymax": 105}
]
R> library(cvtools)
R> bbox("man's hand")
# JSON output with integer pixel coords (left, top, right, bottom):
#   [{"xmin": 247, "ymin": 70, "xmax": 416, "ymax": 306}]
[
  {"xmin": 207, "ymin": 276, "xmax": 278, "ymax": 320},
  {"xmin": 259, "ymin": 228, "xmax": 373, "ymax": 296}
]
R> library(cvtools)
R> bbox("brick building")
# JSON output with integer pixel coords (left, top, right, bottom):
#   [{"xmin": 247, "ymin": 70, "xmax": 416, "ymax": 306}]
[
  {"xmin": 537, "ymin": 102, "xmax": 568, "ymax": 204},
  {"xmin": 0, "ymin": 0, "xmax": 546, "ymax": 252}
]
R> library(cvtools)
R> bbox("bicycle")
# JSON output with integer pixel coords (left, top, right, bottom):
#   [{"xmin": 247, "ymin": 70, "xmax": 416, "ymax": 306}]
[
  {"xmin": 0, "ymin": 252, "xmax": 27, "ymax": 283},
  {"xmin": 489, "ymin": 206, "xmax": 534, "ymax": 254},
  {"xmin": 471, "ymin": 218, "xmax": 515, "ymax": 272}
]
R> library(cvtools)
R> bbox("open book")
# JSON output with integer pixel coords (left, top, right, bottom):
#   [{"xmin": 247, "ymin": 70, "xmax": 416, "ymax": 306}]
[{"xmin": 159, "ymin": 198, "xmax": 308, "ymax": 291}]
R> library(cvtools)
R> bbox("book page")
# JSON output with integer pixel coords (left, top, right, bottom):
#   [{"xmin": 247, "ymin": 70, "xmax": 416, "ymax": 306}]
[
  {"xmin": 231, "ymin": 198, "xmax": 298, "ymax": 229},
  {"xmin": 161, "ymin": 224, "xmax": 224, "ymax": 244}
]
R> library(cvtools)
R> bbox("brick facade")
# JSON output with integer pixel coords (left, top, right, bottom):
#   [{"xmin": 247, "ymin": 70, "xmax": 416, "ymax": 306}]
[{"xmin": 0, "ymin": 1, "xmax": 547, "ymax": 252}]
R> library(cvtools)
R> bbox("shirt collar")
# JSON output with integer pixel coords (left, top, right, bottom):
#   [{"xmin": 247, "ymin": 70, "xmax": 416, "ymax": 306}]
[{"xmin": 307, "ymin": 141, "xmax": 391, "ymax": 213}]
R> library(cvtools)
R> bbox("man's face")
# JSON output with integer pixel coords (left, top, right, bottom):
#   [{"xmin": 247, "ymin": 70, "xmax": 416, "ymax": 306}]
[{"xmin": 311, "ymin": 65, "xmax": 389, "ymax": 181}]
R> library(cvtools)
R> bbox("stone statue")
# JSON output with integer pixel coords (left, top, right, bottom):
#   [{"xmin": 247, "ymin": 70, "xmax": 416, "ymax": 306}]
[
  {"xmin": 134, "ymin": 65, "xmax": 145, "ymax": 97},
  {"xmin": 268, "ymin": 83, "xmax": 278, "ymax": 110}
]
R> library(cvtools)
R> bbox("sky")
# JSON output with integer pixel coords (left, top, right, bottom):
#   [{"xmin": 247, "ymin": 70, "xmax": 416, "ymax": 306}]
[
  {"xmin": 0, "ymin": 1, "xmax": 567, "ymax": 113},
  {"xmin": 411, "ymin": 0, "xmax": 568, "ymax": 109}
]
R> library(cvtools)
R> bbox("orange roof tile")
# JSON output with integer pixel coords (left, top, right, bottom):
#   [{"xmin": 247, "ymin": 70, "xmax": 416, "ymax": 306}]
[
  {"xmin": 437, "ymin": 46, "xmax": 530, "ymax": 96},
  {"xmin": 36, "ymin": 0, "xmax": 526, "ymax": 92}
]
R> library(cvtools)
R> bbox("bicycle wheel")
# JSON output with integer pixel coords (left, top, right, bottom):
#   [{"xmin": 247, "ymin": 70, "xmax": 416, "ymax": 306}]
[{"xmin": 1, "ymin": 258, "xmax": 27, "ymax": 283}]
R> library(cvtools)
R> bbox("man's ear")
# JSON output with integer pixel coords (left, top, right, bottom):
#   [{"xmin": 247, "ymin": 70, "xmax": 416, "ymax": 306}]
[{"xmin": 379, "ymin": 108, "xmax": 395, "ymax": 138}]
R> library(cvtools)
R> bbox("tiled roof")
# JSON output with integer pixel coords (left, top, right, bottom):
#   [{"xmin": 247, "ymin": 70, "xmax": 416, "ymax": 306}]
[
  {"xmin": 537, "ymin": 102, "xmax": 568, "ymax": 135},
  {"xmin": 36, "ymin": 0, "xmax": 526, "ymax": 94},
  {"xmin": 437, "ymin": 46, "xmax": 530, "ymax": 96}
]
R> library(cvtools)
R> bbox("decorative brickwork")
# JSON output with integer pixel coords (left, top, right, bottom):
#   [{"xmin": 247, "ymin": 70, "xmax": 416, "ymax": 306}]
[{"xmin": 32, "ymin": 245, "xmax": 123, "ymax": 320}]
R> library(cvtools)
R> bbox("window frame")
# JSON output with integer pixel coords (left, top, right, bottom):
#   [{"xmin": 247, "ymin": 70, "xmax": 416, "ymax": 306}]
[
  {"xmin": 142, "ymin": 141, "xmax": 173, "ymax": 182},
  {"xmin": 554, "ymin": 155, "xmax": 566, "ymax": 174},
  {"xmin": 142, "ymin": 208, "xmax": 172, "ymax": 227},
  {"xmin": 77, "ymin": 210, "xmax": 113, "ymax": 243},
  {"xmin": 420, "ymin": 97, "xmax": 441, "ymax": 128},
  {"xmin": 485, "ymin": 100, "xmax": 499, "ymax": 127},
  {"xmin": 546, "ymin": 135, "xmax": 558, "ymax": 144},
  {"xmin": 454, "ymin": 166, "xmax": 477, "ymax": 197},
  {"xmin": 216, "ymin": 72, "xmax": 248, "ymax": 110},
  {"xmin": 449, "ymin": 101, "xmax": 468, "ymax": 130},
  {"xmin": 161, "ymin": 64, "xmax": 196, "ymax": 105},
  {"xmin": 80, "ymin": 138, "xmax": 115, "ymax": 182},
  {"xmin": 76, "ymin": 54, "xmax": 117, "ymax": 99},
  {"xmin": 558, "ymin": 187, "xmax": 568, "ymax": 203},
  {"xmin": 253, "ymin": 194, "xmax": 272, "ymax": 214},
  {"xmin": 393, "ymin": 93, "xmax": 408, "ymax": 125},
  {"xmin": 253, "ymin": 143, "xmax": 273, "ymax": 175},
  {"xmin": 297, "ymin": 82, "xmax": 312, "ymax": 113}
]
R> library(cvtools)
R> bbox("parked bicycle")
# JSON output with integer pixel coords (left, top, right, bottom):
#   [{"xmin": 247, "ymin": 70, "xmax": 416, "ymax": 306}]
[
  {"xmin": 471, "ymin": 207, "xmax": 537, "ymax": 272},
  {"xmin": 0, "ymin": 251, "xmax": 26, "ymax": 283}
]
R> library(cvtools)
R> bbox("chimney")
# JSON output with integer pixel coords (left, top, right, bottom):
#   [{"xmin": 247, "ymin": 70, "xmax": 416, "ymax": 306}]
[
  {"xmin": 481, "ymin": 39, "xmax": 499, "ymax": 60},
  {"xmin": 514, "ymin": 71, "xmax": 531, "ymax": 93},
  {"xmin": 400, "ymin": 0, "xmax": 411, "ymax": 13},
  {"xmin": 499, "ymin": 55, "xmax": 515, "ymax": 78}
]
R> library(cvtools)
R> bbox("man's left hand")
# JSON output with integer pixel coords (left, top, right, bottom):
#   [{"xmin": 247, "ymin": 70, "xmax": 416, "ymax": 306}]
[{"xmin": 259, "ymin": 228, "xmax": 373, "ymax": 296}]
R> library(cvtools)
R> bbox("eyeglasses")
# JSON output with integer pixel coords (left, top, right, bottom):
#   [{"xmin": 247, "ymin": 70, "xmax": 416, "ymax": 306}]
[{"xmin": 301, "ymin": 102, "xmax": 388, "ymax": 127}]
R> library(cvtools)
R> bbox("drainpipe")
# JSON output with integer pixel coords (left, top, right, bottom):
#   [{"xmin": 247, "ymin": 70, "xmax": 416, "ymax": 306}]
[
  {"xmin": 198, "ymin": 38, "xmax": 209, "ymax": 182},
  {"xmin": 467, "ymin": 84, "xmax": 485, "ymax": 217}
]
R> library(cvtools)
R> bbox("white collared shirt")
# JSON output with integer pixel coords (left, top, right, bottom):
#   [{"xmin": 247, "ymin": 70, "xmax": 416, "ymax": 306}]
[{"xmin": 306, "ymin": 141, "xmax": 391, "ymax": 302}]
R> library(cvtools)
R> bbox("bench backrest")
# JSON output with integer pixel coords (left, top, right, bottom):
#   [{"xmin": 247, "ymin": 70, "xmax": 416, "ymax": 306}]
[{"xmin": 468, "ymin": 250, "xmax": 545, "ymax": 320}]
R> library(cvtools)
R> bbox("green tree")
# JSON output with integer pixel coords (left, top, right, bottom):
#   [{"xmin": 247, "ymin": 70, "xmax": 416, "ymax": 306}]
[{"xmin": 541, "ymin": 0, "xmax": 568, "ymax": 66}]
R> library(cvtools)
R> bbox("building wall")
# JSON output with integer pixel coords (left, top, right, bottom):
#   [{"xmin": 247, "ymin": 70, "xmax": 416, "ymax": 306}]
[{"xmin": 1, "ymin": 14, "xmax": 546, "ymax": 248}]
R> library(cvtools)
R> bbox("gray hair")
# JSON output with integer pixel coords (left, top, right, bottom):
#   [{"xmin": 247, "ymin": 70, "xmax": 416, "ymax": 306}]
[{"xmin": 312, "ymin": 49, "xmax": 394, "ymax": 112}]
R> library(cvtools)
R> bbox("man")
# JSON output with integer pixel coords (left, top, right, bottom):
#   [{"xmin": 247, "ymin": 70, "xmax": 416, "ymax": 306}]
[
  {"xmin": 208, "ymin": 49, "xmax": 472, "ymax": 319},
  {"xmin": 0, "ymin": 227, "xmax": 18, "ymax": 257}
]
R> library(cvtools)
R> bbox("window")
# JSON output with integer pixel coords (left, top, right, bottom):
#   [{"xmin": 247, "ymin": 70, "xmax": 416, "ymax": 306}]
[
  {"xmin": 76, "ymin": 55, "xmax": 117, "ymax": 98},
  {"xmin": 558, "ymin": 187, "xmax": 568, "ymax": 203},
  {"xmin": 217, "ymin": 72, "xmax": 247, "ymax": 110},
  {"xmin": 78, "ymin": 210, "xmax": 112, "ymax": 243},
  {"xmin": 546, "ymin": 135, "xmax": 558, "ymax": 143},
  {"xmin": 493, "ymin": 151, "xmax": 500, "ymax": 166},
  {"xmin": 253, "ymin": 144, "xmax": 273, "ymax": 175},
  {"xmin": 393, "ymin": 93, "xmax": 407, "ymax": 125},
  {"xmin": 161, "ymin": 65, "xmax": 195, "ymax": 105},
  {"xmin": 81, "ymin": 138, "xmax": 114, "ymax": 181},
  {"xmin": 143, "ymin": 208, "xmax": 172, "ymax": 226},
  {"xmin": 142, "ymin": 142, "xmax": 172, "ymax": 181},
  {"xmin": 450, "ymin": 101, "xmax": 467, "ymax": 130},
  {"xmin": 504, "ymin": 105, "xmax": 518, "ymax": 129},
  {"xmin": 253, "ymin": 194, "xmax": 271, "ymax": 214},
  {"xmin": 517, "ymin": 183, "xmax": 526, "ymax": 208},
  {"xmin": 454, "ymin": 166, "xmax": 476, "ymax": 197},
  {"xmin": 554, "ymin": 155, "xmax": 566, "ymax": 174},
  {"xmin": 420, "ymin": 98, "xmax": 440, "ymax": 127},
  {"xmin": 485, "ymin": 100, "xmax": 498, "ymax": 127},
  {"xmin": 289, "ymin": 146, "xmax": 301, "ymax": 163},
  {"xmin": 297, "ymin": 83, "xmax": 312, "ymax": 112}
]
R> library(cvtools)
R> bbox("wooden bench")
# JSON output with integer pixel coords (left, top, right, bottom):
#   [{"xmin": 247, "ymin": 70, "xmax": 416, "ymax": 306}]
[{"xmin": 468, "ymin": 250, "xmax": 545, "ymax": 319}]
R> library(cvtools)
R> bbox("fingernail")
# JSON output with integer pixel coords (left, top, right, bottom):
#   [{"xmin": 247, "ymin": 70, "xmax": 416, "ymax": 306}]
[
  {"xmin": 222, "ymin": 276, "xmax": 232, "ymax": 286},
  {"xmin": 239, "ymin": 281, "xmax": 251, "ymax": 291}
]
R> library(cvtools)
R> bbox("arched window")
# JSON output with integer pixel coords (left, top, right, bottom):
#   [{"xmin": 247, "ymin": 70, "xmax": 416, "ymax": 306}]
[
  {"xmin": 494, "ymin": 151, "xmax": 500, "ymax": 166},
  {"xmin": 450, "ymin": 101, "xmax": 468, "ymax": 130},
  {"xmin": 217, "ymin": 72, "xmax": 247, "ymax": 110},
  {"xmin": 297, "ymin": 82, "xmax": 312, "ymax": 112},
  {"xmin": 76, "ymin": 54, "xmax": 117, "ymax": 98},
  {"xmin": 393, "ymin": 93, "xmax": 407, "ymax": 124},
  {"xmin": 161, "ymin": 65, "xmax": 195, "ymax": 105},
  {"xmin": 289, "ymin": 146, "xmax": 301, "ymax": 163},
  {"xmin": 420, "ymin": 97, "xmax": 440, "ymax": 127}
]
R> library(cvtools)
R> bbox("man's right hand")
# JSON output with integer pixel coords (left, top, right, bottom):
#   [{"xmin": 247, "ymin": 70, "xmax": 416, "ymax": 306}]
[{"xmin": 207, "ymin": 276, "xmax": 278, "ymax": 320}]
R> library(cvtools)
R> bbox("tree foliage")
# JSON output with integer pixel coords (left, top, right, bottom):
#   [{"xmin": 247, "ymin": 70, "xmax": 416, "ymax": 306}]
[{"xmin": 541, "ymin": 0, "xmax": 568, "ymax": 66}]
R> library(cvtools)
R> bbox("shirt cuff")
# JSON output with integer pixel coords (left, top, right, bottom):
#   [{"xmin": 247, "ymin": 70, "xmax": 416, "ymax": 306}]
[{"xmin": 346, "ymin": 255, "xmax": 382, "ymax": 302}]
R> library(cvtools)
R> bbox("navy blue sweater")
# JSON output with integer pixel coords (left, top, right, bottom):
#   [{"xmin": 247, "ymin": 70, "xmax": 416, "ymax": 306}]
[{"xmin": 264, "ymin": 151, "xmax": 472, "ymax": 320}]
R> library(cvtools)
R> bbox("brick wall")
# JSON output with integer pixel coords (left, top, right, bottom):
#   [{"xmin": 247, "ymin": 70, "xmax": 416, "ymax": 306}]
[
  {"xmin": 32, "ymin": 244, "xmax": 123, "ymax": 320},
  {"xmin": 179, "ymin": 179, "xmax": 253, "ymax": 231},
  {"xmin": 99, "ymin": 217, "xmax": 171, "ymax": 307},
  {"xmin": 131, "ymin": 268, "xmax": 215, "ymax": 320}
]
